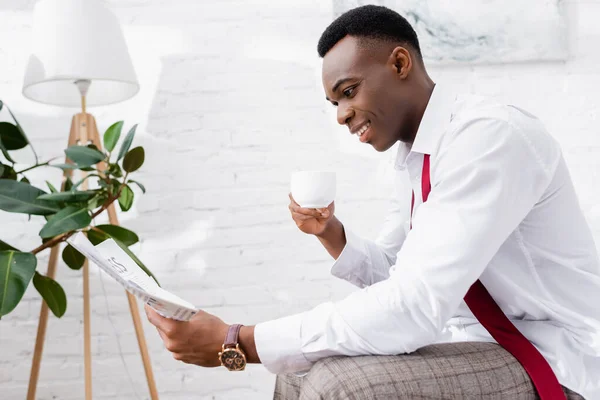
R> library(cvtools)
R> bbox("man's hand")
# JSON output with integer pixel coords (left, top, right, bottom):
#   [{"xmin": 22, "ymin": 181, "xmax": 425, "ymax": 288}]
[
  {"xmin": 145, "ymin": 305, "xmax": 229, "ymax": 367},
  {"xmin": 288, "ymin": 193, "xmax": 335, "ymax": 236}
]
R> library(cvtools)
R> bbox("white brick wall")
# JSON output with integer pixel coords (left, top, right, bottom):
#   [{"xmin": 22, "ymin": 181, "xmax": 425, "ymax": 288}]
[{"xmin": 1, "ymin": 0, "xmax": 599, "ymax": 399}]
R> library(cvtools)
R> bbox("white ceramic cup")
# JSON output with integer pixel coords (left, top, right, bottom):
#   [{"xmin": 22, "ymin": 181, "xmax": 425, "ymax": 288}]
[{"xmin": 290, "ymin": 171, "xmax": 336, "ymax": 209}]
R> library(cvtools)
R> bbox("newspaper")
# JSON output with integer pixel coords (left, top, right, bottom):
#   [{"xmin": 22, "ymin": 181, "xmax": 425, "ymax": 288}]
[{"xmin": 66, "ymin": 232, "xmax": 198, "ymax": 321}]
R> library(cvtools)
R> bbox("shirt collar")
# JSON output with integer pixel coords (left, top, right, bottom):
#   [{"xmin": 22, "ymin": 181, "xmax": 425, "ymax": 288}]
[{"xmin": 395, "ymin": 84, "xmax": 457, "ymax": 170}]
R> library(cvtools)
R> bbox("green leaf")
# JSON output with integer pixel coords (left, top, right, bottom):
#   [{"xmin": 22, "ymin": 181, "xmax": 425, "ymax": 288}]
[
  {"xmin": 0, "ymin": 251, "xmax": 37, "ymax": 318},
  {"xmin": 38, "ymin": 190, "xmax": 97, "ymax": 203},
  {"xmin": 0, "ymin": 122, "xmax": 28, "ymax": 150},
  {"xmin": 87, "ymin": 229, "xmax": 109, "ymax": 245},
  {"xmin": 0, "ymin": 179, "xmax": 60, "ymax": 215},
  {"xmin": 46, "ymin": 181, "xmax": 58, "ymax": 193},
  {"xmin": 20, "ymin": 177, "xmax": 30, "ymax": 184},
  {"xmin": 113, "ymin": 239, "xmax": 160, "ymax": 286},
  {"xmin": 87, "ymin": 194, "xmax": 107, "ymax": 210},
  {"xmin": 111, "ymin": 180, "xmax": 122, "ymax": 196},
  {"xmin": 104, "ymin": 121, "xmax": 124, "ymax": 153},
  {"xmin": 62, "ymin": 244, "xmax": 85, "ymax": 270},
  {"xmin": 108, "ymin": 163, "xmax": 123, "ymax": 178},
  {"xmin": 64, "ymin": 177, "xmax": 73, "ymax": 192},
  {"xmin": 0, "ymin": 165, "xmax": 17, "ymax": 180},
  {"xmin": 65, "ymin": 146, "xmax": 105, "ymax": 168},
  {"xmin": 123, "ymin": 147, "xmax": 144, "ymax": 173},
  {"xmin": 33, "ymin": 271, "xmax": 66, "ymax": 318},
  {"xmin": 117, "ymin": 124, "xmax": 137, "ymax": 162},
  {"xmin": 39, "ymin": 206, "xmax": 91, "ymax": 238},
  {"xmin": 118, "ymin": 185, "xmax": 134, "ymax": 211},
  {"xmin": 0, "ymin": 136, "xmax": 15, "ymax": 163},
  {"xmin": 0, "ymin": 164, "xmax": 15, "ymax": 180},
  {"xmin": 4, "ymin": 104, "xmax": 37, "ymax": 164},
  {"xmin": 128, "ymin": 180, "xmax": 146, "ymax": 194},
  {"xmin": 50, "ymin": 163, "xmax": 78, "ymax": 171},
  {"xmin": 0, "ymin": 239, "xmax": 18, "ymax": 251},
  {"xmin": 94, "ymin": 224, "xmax": 139, "ymax": 246}
]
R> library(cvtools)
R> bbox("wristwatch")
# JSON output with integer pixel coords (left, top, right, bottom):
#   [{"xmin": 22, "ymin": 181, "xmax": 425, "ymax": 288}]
[{"xmin": 218, "ymin": 324, "xmax": 247, "ymax": 371}]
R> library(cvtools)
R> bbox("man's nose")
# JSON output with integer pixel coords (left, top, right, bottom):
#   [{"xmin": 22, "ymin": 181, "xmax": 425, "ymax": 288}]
[{"xmin": 337, "ymin": 103, "xmax": 353, "ymax": 126}]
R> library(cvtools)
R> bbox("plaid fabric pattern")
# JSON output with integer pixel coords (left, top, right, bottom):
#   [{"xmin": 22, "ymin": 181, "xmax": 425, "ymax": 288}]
[{"xmin": 273, "ymin": 342, "xmax": 584, "ymax": 400}]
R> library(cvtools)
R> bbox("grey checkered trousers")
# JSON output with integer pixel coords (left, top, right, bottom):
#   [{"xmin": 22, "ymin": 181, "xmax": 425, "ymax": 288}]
[{"xmin": 273, "ymin": 342, "xmax": 584, "ymax": 399}]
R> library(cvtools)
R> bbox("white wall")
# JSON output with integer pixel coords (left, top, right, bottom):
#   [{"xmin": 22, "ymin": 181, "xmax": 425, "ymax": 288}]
[{"xmin": 1, "ymin": 1, "xmax": 599, "ymax": 399}]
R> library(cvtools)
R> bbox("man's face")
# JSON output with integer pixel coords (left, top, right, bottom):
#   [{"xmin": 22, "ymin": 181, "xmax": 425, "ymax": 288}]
[{"xmin": 322, "ymin": 35, "xmax": 417, "ymax": 151}]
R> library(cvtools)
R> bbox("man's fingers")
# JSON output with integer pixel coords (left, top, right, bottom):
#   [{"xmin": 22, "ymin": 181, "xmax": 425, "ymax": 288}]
[
  {"xmin": 157, "ymin": 328, "xmax": 168, "ymax": 342},
  {"xmin": 288, "ymin": 193, "xmax": 299, "ymax": 206},
  {"xmin": 291, "ymin": 206, "xmax": 322, "ymax": 217},
  {"xmin": 316, "ymin": 208, "xmax": 330, "ymax": 218},
  {"xmin": 145, "ymin": 305, "xmax": 182, "ymax": 336},
  {"xmin": 288, "ymin": 194, "xmax": 323, "ymax": 216},
  {"xmin": 145, "ymin": 305, "xmax": 163, "ymax": 327},
  {"xmin": 292, "ymin": 212, "xmax": 314, "ymax": 221}
]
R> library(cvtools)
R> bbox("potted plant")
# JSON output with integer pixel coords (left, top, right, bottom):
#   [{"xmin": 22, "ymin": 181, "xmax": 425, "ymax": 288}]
[{"xmin": 0, "ymin": 99, "xmax": 154, "ymax": 319}]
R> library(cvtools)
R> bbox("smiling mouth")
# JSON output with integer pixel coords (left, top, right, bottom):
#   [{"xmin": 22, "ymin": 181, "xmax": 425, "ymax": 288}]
[
  {"xmin": 355, "ymin": 121, "xmax": 370, "ymax": 137},
  {"xmin": 353, "ymin": 121, "xmax": 371, "ymax": 143}
]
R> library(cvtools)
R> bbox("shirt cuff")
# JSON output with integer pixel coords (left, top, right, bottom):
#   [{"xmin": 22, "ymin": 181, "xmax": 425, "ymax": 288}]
[
  {"xmin": 330, "ymin": 229, "xmax": 368, "ymax": 286},
  {"xmin": 254, "ymin": 313, "xmax": 313, "ymax": 375}
]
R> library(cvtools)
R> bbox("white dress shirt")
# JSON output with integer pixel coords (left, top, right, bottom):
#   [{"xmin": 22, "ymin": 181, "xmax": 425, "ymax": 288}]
[{"xmin": 255, "ymin": 85, "xmax": 600, "ymax": 399}]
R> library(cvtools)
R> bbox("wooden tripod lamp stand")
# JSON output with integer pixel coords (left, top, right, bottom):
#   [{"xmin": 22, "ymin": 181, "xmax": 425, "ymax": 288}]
[{"xmin": 22, "ymin": 0, "xmax": 159, "ymax": 399}]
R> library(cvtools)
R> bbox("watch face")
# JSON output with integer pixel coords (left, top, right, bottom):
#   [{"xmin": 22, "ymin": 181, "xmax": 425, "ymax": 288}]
[{"xmin": 220, "ymin": 348, "xmax": 246, "ymax": 371}]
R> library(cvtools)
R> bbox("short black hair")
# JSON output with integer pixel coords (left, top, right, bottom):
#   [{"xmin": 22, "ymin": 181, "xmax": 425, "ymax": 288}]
[{"xmin": 317, "ymin": 5, "xmax": 422, "ymax": 59}]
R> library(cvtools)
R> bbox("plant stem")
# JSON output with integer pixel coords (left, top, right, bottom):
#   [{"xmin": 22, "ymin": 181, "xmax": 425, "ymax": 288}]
[
  {"xmin": 15, "ymin": 157, "xmax": 60, "ymax": 175},
  {"xmin": 31, "ymin": 233, "xmax": 69, "ymax": 255},
  {"xmin": 121, "ymin": 173, "xmax": 130, "ymax": 192},
  {"xmin": 15, "ymin": 163, "xmax": 48, "ymax": 175},
  {"xmin": 30, "ymin": 194, "xmax": 119, "ymax": 255}
]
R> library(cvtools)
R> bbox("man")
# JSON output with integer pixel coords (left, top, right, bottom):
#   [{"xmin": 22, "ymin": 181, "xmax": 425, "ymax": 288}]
[{"xmin": 145, "ymin": 5, "xmax": 600, "ymax": 399}]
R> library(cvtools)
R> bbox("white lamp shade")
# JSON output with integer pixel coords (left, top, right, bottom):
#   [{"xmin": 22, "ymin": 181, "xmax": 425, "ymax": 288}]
[{"xmin": 22, "ymin": 0, "xmax": 139, "ymax": 107}]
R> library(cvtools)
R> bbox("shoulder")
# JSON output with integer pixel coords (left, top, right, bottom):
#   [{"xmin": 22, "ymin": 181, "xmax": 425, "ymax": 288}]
[
  {"xmin": 441, "ymin": 94, "xmax": 561, "ymax": 174},
  {"xmin": 449, "ymin": 94, "xmax": 545, "ymax": 136}
]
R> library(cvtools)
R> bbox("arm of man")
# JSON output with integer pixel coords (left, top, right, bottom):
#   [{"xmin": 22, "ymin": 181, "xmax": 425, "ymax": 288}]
[
  {"xmin": 254, "ymin": 116, "xmax": 559, "ymax": 374},
  {"xmin": 290, "ymin": 174, "xmax": 411, "ymax": 288},
  {"xmin": 328, "ymin": 178, "xmax": 411, "ymax": 288},
  {"xmin": 148, "ymin": 179, "xmax": 411, "ymax": 368}
]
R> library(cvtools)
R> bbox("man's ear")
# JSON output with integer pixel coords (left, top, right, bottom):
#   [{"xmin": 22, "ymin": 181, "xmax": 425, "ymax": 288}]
[{"xmin": 389, "ymin": 46, "xmax": 412, "ymax": 79}]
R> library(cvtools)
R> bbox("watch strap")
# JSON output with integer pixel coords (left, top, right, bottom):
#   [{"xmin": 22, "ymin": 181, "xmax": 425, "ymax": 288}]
[{"xmin": 224, "ymin": 324, "xmax": 243, "ymax": 347}]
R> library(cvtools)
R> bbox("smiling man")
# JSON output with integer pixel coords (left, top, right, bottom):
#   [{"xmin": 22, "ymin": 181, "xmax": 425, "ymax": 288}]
[{"xmin": 145, "ymin": 5, "xmax": 600, "ymax": 399}]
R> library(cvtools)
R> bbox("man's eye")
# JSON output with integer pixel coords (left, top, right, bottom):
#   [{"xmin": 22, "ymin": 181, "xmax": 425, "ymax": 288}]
[{"xmin": 343, "ymin": 87, "xmax": 355, "ymax": 97}]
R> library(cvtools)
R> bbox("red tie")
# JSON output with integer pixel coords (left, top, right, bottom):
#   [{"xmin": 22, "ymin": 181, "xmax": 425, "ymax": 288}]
[{"xmin": 411, "ymin": 154, "xmax": 565, "ymax": 400}]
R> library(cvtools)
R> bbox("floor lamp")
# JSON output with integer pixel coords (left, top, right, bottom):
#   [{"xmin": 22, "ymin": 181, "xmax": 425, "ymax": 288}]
[{"xmin": 22, "ymin": 0, "xmax": 158, "ymax": 399}]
